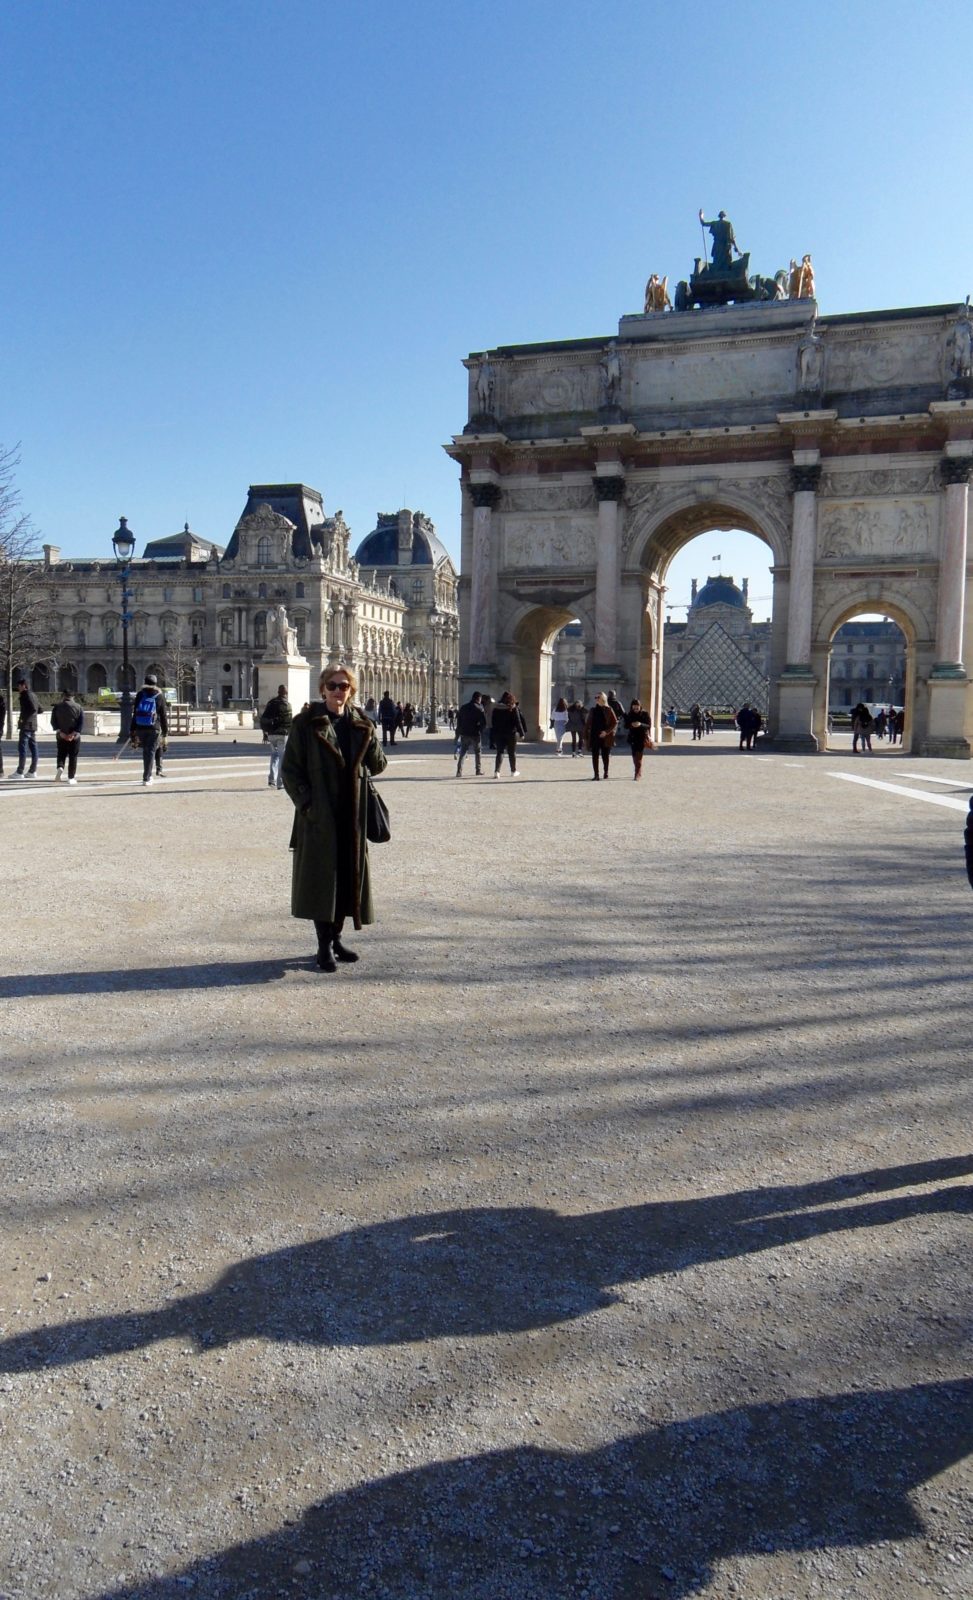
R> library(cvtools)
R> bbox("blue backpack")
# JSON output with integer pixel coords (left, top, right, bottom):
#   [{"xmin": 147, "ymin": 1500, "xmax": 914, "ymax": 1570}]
[{"xmin": 133, "ymin": 688, "xmax": 158, "ymax": 728}]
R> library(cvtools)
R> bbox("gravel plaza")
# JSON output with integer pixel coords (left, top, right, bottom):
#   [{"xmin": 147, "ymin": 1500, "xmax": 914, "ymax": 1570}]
[{"xmin": 1, "ymin": 726, "xmax": 971, "ymax": 1600}]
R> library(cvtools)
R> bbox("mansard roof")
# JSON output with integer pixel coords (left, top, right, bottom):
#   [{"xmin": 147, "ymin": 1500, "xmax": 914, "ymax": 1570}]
[
  {"xmin": 141, "ymin": 524, "xmax": 223, "ymax": 563},
  {"xmin": 223, "ymin": 484, "xmax": 329, "ymax": 562}
]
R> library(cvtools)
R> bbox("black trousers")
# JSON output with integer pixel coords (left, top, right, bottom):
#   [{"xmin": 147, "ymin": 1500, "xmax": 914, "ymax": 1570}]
[
  {"xmin": 56, "ymin": 734, "xmax": 80, "ymax": 778},
  {"xmin": 494, "ymin": 734, "xmax": 518, "ymax": 773},
  {"xmin": 591, "ymin": 743, "xmax": 610, "ymax": 776}
]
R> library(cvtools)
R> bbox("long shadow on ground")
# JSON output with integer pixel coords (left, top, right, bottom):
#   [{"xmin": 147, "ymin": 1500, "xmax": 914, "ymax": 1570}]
[
  {"xmin": 95, "ymin": 1376, "xmax": 972, "ymax": 1599},
  {"xmin": 2, "ymin": 1156, "xmax": 969, "ymax": 1372}
]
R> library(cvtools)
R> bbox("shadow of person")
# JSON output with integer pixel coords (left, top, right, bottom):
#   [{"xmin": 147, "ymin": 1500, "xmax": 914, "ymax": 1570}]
[
  {"xmin": 94, "ymin": 1375, "xmax": 973, "ymax": 1599},
  {"xmin": 1, "ymin": 1154, "xmax": 969, "ymax": 1375}
]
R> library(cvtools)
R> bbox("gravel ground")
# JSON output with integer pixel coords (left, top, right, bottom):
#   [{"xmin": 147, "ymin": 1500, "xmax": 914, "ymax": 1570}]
[{"xmin": 0, "ymin": 727, "xmax": 970, "ymax": 1600}]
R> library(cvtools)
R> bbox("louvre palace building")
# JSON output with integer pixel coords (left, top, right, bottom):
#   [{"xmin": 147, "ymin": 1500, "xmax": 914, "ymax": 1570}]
[{"xmin": 30, "ymin": 484, "xmax": 459, "ymax": 710}]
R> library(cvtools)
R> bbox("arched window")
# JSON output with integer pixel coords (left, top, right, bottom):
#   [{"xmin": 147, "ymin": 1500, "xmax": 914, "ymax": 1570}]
[
  {"xmin": 256, "ymin": 536, "xmax": 272, "ymax": 567},
  {"xmin": 31, "ymin": 662, "xmax": 51, "ymax": 692},
  {"xmin": 87, "ymin": 663, "xmax": 108, "ymax": 693}
]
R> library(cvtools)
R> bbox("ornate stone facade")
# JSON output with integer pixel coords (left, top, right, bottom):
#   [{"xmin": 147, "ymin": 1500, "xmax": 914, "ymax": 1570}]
[
  {"xmin": 26, "ymin": 486, "xmax": 458, "ymax": 712},
  {"xmin": 448, "ymin": 296, "xmax": 973, "ymax": 755}
]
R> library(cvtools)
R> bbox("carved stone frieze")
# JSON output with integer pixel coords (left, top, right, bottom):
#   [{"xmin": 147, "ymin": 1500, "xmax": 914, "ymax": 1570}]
[
  {"xmin": 501, "ymin": 484, "xmax": 595, "ymax": 513},
  {"xmin": 502, "ymin": 515, "xmax": 597, "ymax": 569},
  {"xmin": 819, "ymin": 465, "xmax": 941, "ymax": 498},
  {"xmin": 502, "ymin": 360, "xmax": 599, "ymax": 416},
  {"xmin": 817, "ymin": 498, "xmax": 939, "ymax": 559}
]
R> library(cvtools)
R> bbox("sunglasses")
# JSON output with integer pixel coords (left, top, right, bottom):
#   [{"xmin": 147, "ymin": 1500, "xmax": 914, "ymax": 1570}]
[{"xmin": 325, "ymin": 680, "xmax": 351, "ymax": 692}]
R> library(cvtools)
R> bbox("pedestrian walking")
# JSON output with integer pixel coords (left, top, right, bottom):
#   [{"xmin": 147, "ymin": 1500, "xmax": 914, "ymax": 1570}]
[
  {"xmin": 130, "ymin": 672, "xmax": 169, "ymax": 786},
  {"xmin": 735, "ymin": 703, "xmax": 761, "ymax": 751},
  {"xmin": 851, "ymin": 702, "xmax": 873, "ymax": 754},
  {"xmin": 401, "ymin": 704, "xmax": 415, "ymax": 738},
  {"xmin": 260, "ymin": 683, "xmax": 293, "ymax": 789},
  {"xmin": 551, "ymin": 696, "xmax": 570, "ymax": 754},
  {"xmin": 12, "ymin": 676, "xmax": 40, "ymax": 777},
  {"xmin": 690, "ymin": 702, "xmax": 703, "ymax": 741},
  {"xmin": 607, "ymin": 689, "xmax": 625, "ymax": 725},
  {"xmin": 378, "ymin": 691, "xmax": 398, "ymax": 747},
  {"xmin": 455, "ymin": 692, "xmax": 487, "ymax": 776},
  {"xmin": 491, "ymin": 691, "xmax": 527, "ymax": 778},
  {"xmin": 624, "ymin": 699, "xmax": 654, "ymax": 779},
  {"xmin": 585, "ymin": 692, "xmax": 618, "ymax": 780},
  {"xmin": 0, "ymin": 688, "xmax": 5, "ymax": 777},
  {"xmin": 567, "ymin": 700, "xmax": 586, "ymax": 756},
  {"xmin": 280, "ymin": 664, "xmax": 387, "ymax": 972},
  {"xmin": 50, "ymin": 689, "xmax": 85, "ymax": 784}
]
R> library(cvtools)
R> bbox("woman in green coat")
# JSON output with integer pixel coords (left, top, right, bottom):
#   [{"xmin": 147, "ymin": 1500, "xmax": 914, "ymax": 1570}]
[{"xmin": 281, "ymin": 665, "xmax": 387, "ymax": 972}]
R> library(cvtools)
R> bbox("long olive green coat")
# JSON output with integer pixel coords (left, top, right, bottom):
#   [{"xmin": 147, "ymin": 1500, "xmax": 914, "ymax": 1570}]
[{"xmin": 281, "ymin": 704, "xmax": 387, "ymax": 928}]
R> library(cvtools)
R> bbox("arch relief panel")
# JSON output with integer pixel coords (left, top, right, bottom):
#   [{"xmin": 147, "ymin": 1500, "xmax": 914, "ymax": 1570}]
[
  {"xmin": 502, "ymin": 515, "xmax": 597, "ymax": 570},
  {"xmin": 817, "ymin": 497, "xmax": 940, "ymax": 561}
]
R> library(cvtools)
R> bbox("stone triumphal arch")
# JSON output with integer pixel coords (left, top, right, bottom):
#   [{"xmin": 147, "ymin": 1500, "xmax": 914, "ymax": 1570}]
[{"xmin": 446, "ymin": 291, "xmax": 973, "ymax": 755}]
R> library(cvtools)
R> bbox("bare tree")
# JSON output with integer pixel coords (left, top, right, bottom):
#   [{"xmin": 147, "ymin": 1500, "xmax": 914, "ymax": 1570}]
[
  {"xmin": 0, "ymin": 446, "xmax": 57, "ymax": 738},
  {"xmin": 160, "ymin": 623, "xmax": 200, "ymax": 704}
]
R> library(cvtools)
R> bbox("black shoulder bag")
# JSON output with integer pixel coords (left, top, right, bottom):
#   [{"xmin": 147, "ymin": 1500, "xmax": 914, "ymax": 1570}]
[{"xmin": 365, "ymin": 774, "xmax": 391, "ymax": 844}]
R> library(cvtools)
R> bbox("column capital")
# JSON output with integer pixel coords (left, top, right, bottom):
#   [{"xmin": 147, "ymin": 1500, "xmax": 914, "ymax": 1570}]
[
  {"xmin": 593, "ymin": 475, "xmax": 625, "ymax": 502},
  {"xmin": 469, "ymin": 482, "xmax": 502, "ymax": 509},
  {"xmin": 790, "ymin": 462, "xmax": 822, "ymax": 494},
  {"xmin": 941, "ymin": 456, "xmax": 973, "ymax": 487}
]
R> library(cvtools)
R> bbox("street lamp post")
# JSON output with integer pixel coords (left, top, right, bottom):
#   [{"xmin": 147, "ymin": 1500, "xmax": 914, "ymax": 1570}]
[
  {"xmin": 111, "ymin": 516, "xmax": 137, "ymax": 742},
  {"xmin": 425, "ymin": 613, "xmax": 440, "ymax": 733}
]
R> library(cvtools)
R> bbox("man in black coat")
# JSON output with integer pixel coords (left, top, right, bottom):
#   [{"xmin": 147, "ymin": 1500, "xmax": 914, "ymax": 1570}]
[
  {"xmin": 491, "ymin": 691, "xmax": 527, "ymax": 779},
  {"xmin": 965, "ymin": 798, "xmax": 973, "ymax": 891},
  {"xmin": 455, "ymin": 692, "xmax": 487, "ymax": 777},
  {"xmin": 14, "ymin": 676, "xmax": 41, "ymax": 777},
  {"xmin": 130, "ymin": 673, "xmax": 169, "ymax": 787}
]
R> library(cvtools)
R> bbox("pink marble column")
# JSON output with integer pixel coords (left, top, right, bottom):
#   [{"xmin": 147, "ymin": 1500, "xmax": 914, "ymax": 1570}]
[
  {"xmin": 785, "ymin": 459, "xmax": 820, "ymax": 667},
  {"xmin": 468, "ymin": 481, "xmax": 501, "ymax": 666},
  {"xmin": 593, "ymin": 475, "xmax": 624, "ymax": 666},
  {"xmin": 934, "ymin": 456, "xmax": 971, "ymax": 670}
]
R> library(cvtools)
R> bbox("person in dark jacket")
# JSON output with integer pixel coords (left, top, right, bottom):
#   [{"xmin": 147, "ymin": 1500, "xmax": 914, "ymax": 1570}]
[
  {"xmin": 281, "ymin": 664, "xmax": 387, "ymax": 972},
  {"xmin": 965, "ymin": 798, "xmax": 973, "ymax": 891},
  {"xmin": 260, "ymin": 684, "xmax": 293, "ymax": 789},
  {"xmin": 377, "ymin": 692, "xmax": 398, "ymax": 747},
  {"xmin": 455, "ymin": 692, "xmax": 487, "ymax": 777},
  {"xmin": 623, "ymin": 699, "xmax": 654, "ymax": 780},
  {"xmin": 851, "ymin": 702, "xmax": 873, "ymax": 755},
  {"xmin": 130, "ymin": 673, "xmax": 169, "ymax": 786},
  {"xmin": 735, "ymin": 703, "xmax": 761, "ymax": 751},
  {"xmin": 13, "ymin": 677, "xmax": 41, "ymax": 777},
  {"xmin": 584, "ymin": 693, "xmax": 618, "ymax": 780},
  {"xmin": 491, "ymin": 691, "xmax": 527, "ymax": 778},
  {"xmin": 51, "ymin": 690, "xmax": 85, "ymax": 784},
  {"xmin": 607, "ymin": 689, "xmax": 625, "ymax": 724},
  {"xmin": 0, "ymin": 688, "xmax": 5, "ymax": 776}
]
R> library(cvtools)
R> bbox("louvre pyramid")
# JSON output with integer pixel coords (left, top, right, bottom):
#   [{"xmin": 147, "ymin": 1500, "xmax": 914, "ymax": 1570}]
[{"xmin": 665, "ymin": 622, "xmax": 769, "ymax": 712}]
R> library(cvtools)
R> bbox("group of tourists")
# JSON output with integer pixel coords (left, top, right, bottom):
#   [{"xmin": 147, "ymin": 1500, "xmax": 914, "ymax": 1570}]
[
  {"xmin": 365, "ymin": 695, "xmax": 417, "ymax": 746},
  {"xmin": 450, "ymin": 689, "xmax": 654, "ymax": 782},
  {"xmin": 851, "ymin": 702, "xmax": 904, "ymax": 753},
  {"xmin": 2, "ymin": 676, "xmax": 89, "ymax": 784}
]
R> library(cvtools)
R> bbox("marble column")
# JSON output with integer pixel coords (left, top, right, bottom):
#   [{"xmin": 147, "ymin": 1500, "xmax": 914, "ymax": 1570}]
[
  {"xmin": 933, "ymin": 456, "xmax": 971, "ymax": 671},
  {"xmin": 593, "ymin": 475, "xmax": 624, "ymax": 670},
  {"xmin": 469, "ymin": 481, "xmax": 501, "ymax": 668},
  {"xmin": 785, "ymin": 460, "xmax": 820, "ymax": 668},
  {"xmin": 776, "ymin": 457, "xmax": 820, "ymax": 751}
]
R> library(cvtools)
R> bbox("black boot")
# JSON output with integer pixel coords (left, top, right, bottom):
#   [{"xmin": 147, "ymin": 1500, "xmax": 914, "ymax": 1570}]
[
  {"xmin": 314, "ymin": 921, "xmax": 337, "ymax": 972},
  {"xmin": 331, "ymin": 920, "xmax": 359, "ymax": 963}
]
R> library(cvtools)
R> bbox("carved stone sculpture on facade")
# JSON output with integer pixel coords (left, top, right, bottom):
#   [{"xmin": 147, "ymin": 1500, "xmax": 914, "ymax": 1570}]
[
  {"xmin": 599, "ymin": 341, "xmax": 622, "ymax": 411},
  {"xmin": 789, "ymin": 255, "xmax": 815, "ymax": 300},
  {"xmin": 945, "ymin": 306, "xmax": 973, "ymax": 395},
  {"xmin": 267, "ymin": 604, "xmax": 299, "ymax": 658},
  {"xmin": 473, "ymin": 357, "xmax": 496, "ymax": 421},
  {"xmin": 798, "ymin": 323, "xmax": 826, "ymax": 397}
]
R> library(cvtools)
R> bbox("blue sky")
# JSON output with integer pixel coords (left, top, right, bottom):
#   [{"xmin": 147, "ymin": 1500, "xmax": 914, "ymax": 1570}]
[{"xmin": 3, "ymin": 0, "xmax": 969, "ymax": 621}]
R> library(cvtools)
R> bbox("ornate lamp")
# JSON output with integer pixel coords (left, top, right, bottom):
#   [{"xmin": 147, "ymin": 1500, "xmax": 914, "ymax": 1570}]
[{"xmin": 111, "ymin": 517, "xmax": 136, "ymax": 741}]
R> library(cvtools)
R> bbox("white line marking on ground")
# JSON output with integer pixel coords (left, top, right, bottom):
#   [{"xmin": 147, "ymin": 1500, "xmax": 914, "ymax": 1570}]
[
  {"xmin": 0, "ymin": 766, "xmax": 270, "ymax": 798},
  {"xmin": 886, "ymin": 770, "xmax": 973, "ymax": 788},
  {"xmin": 783, "ymin": 763, "xmax": 805, "ymax": 767},
  {"xmin": 826, "ymin": 772, "xmax": 969, "ymax": 812}
]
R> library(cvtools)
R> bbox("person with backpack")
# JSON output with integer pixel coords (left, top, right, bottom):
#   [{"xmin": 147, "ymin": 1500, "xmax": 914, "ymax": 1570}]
[
  {"xmin": 130, "ymin": 673, "xmax": 169, "ymax": 786},
  {"xmin": 50, "ymin": 690, "xmax": 85, "ymax": 784},
  {"xmin": 851, "ymin": 702, "xmax": 873, "ymax": 754},
  {"xmin": 260, "ymin": 683, "xmax": 293, "ymax": 789}
]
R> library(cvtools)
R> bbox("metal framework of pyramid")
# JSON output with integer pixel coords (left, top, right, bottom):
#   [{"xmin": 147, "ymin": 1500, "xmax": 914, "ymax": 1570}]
[{"xmin": 664, "ymin": 621, "xmax": 769, "ymax": 712}]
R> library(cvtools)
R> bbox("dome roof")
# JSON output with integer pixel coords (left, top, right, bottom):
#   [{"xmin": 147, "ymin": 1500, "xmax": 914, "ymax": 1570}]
[
  {"xmin": 694, "ymin": 574, "xmax": 745, "ymax": 609},
  {"xmin": 355, "ymin": 511, "xmax": 450, "ymax": 569}
]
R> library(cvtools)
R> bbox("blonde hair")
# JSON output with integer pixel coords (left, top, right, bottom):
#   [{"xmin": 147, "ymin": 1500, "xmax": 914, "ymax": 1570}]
[
  {"xmin": 595, "ymin": 692, "xmax": 608, "ymax": 705},
  {"xmin": 319, "ymin": 663, "xmax": 358, "ymax": 696}
]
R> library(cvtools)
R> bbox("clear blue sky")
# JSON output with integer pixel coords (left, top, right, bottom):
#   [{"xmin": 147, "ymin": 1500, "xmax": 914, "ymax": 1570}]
[{"xmin": 3, "ymin": 0, "xmax": 969, "ymax": 622}]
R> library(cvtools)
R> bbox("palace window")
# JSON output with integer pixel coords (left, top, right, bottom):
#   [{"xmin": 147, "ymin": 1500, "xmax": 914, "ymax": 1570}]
[
  {"xmin": 253, "ymin": 612, "xmax": 267, "ymax": 649},
  {"xmin": 219, "ymin": 614, "xmax": 233, "ymax": 647},
  {"xmin": 256, "ymin": 536, "xmax": 273, "ymax": 567},
  {"xmin": 295, "ymin": 582, "xmax": 305, "ymax": 598},
  {"xmin": 413, "ymin": 578, "xmax": 424, "ymax": 600},
  {"xmin": 223, "ymin": 583, "xmax": 231, "ymax": 599}
]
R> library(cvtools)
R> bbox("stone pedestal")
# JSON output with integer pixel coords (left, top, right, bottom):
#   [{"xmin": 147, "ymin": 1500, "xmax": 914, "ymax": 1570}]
[
  {"xmin": 775, "ymin": 669, "xmax": 819, "ymax": 752},
  {"xmin": 921, "ymin": 674, "xmax": 971, "ymax": 758},
  {"xmin": 259, "ymin": 652, "xmax": 311, "ymax": 713}
]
